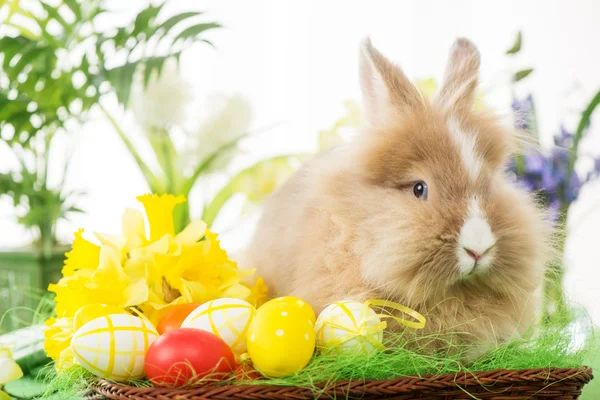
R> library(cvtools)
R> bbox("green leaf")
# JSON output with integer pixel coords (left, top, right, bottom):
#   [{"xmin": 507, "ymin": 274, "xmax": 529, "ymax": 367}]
[
  {"xmin": 506, "ymin": 31, "xmax": 522, "ymax": 55},
  {"xmin": 513, "ymin": 68, "xmax": 533, "ymax": 82},
  {"xmin": 99, "ymin": 104, "xmax": 163, "ymax": 192},
  {"xmin": 570, "ymin": 90, "xmax": 600, "ymax": 168},
  {"xmin": 62, "ymin": 0, "xmax": 82, "ymax": 19},
  {"xmin": 0, "ymin": 36, "xmax": 26, "ymax": 70},
  {"xmin": 154, "ymin": 11, "xmax": 203, "ymax": 40},
  {"xmin": 143, "ymin": 55, "xmax": 168, "ymax": 87},
  {"xmin": 11, "ymin": 43, "xmax": 42, "ymax": 73},
  {"xmin": 173, "ymin": 22, "xmax": 221, "ymax": 46},
  {"xmin": 3, "ymin": 377, "xmax": 48, "ymax": 399},
  {"xmin": 180, "ymin": 132, "xmax": 247, "ymax": 197},
  {"xmin": 3, "ymin": 21, "xmax": 39, "ymax": 40},
  {"xmin": 146, "ymin": 127, "xmax": 180, "ymax": 193},
  {"xmin": 105, "ymin": 62, "xmax": 138, "ymax": 106},
  {"xmin": 40, "ymin": 2, "xmax": 72, "ymax": 33},
  {"xmin": 131, "ymin": 3, "xmax": 164, "ymax": 38}
]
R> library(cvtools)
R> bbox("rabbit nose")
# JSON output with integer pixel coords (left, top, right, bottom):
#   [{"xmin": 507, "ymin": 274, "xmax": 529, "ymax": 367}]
[{"xmin": 464, "ymin": 247, "xmax": 482, "ymax": 261}]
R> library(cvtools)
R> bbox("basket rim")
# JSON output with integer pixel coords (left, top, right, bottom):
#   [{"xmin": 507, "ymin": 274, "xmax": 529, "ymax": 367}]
[{"xmin": 91, "ymin": 366, "xmax": 593, "ymax": 399}]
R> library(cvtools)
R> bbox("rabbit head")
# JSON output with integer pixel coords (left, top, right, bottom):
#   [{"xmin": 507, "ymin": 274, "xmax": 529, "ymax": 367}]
[{"xmin": 317, "ymin": 38, "xmax": 552, "ymax": 306}]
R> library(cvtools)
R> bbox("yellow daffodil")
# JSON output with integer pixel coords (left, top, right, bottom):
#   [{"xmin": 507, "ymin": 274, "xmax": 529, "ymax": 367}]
[
  {"xmin": 44, "ymin": 193, "xmax": 268, "ymax": 366},
  {"xmin": 43, "ymin": 317, "xmax": 74, "ymax": 369},
  {"xmin": 137, "ymin": 193, "xmax": 186, "ymax": 241},
  {"xmin": 61, "ymin": 229, "xmax": 100, "ymax": 277}
]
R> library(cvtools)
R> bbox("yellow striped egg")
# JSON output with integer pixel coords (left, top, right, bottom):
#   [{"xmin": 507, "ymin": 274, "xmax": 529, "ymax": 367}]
[
  {"xmin": 71, "ymin": 313, "xmax": 158, "ymax": 381},
  {"xmin": 315, "ymin": 300, "xmax": 383, "ymax": 354},
  {"xmin": 181, "ymin": 298, "xmax": 256, "ymax": 355}
]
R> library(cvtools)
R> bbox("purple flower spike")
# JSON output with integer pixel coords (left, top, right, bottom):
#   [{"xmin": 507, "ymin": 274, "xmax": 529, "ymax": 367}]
[{"xmin": 524, "ymin": 154, "xmax": 545, "ymax": 174}]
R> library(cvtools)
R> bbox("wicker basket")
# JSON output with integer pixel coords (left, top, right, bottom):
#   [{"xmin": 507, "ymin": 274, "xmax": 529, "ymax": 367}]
[{"xmin": 87, "ymin": 367, "xmax": 592, "ymax": 400}]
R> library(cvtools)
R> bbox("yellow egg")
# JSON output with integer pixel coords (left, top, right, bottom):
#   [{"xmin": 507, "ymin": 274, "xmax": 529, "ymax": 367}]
[
  {"xmin": 181, "ymin": 298, "xmax": 256, "ymax": 355},
  {"xmin": 246, "ymin": 298, "xmax": 315, "ymax": 377},
  {"xmin": 71, "ymin": 313, "xmax": 158, "ymax": 381},
  {"xmin": 259, "ymin": 296, "xmax": 316, "ymax": 324},
  {"xmin": 73, "ymin": 304, "xmax": 126, "ymax": 330}
]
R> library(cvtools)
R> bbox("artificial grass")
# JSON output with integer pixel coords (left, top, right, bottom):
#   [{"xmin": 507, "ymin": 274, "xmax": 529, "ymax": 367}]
[{"xmin": 39, "ymin": 320, "xmax": 594, "ymax": 400}]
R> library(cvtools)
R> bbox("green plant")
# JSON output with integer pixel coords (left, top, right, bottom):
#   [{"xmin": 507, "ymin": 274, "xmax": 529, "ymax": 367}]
[
  {"xmin": 506, "ymin": 31, "xmax": 600, "ymax": 327},
  {"xmin": 0, "ymin": 0, "xmax": 222, "ymax": 245},
  {"xmin": 0, "ymin": 134, "xmax": 83, "ymax": 257},
  {"xmin": 0, "ymin": 0, "xmax": 221, "ymax": 145},
  {"xmin": 118, "ymin": 64, "xmax": 305, "ymax": 231}
]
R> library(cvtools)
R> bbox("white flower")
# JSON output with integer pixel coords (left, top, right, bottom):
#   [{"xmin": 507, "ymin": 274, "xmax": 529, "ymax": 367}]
[
  {"xmin": 130, "ymin": 58, "xmax": 192, "ymax": 128},
  {"xmin": 182, "ymin": 93, "xmax": 253, "ymax": 170}
]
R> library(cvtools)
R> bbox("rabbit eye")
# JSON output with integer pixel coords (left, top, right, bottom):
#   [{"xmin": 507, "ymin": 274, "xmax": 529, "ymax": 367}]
[{"xmin": 413, "ymin": 181, "xmax": 428, "ymax": 200}]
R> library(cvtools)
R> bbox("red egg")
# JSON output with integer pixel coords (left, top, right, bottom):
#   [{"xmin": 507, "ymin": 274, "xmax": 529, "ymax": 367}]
[{"xmin": 144, "ymin": 328, "xmax": 235, "ymax": 386}]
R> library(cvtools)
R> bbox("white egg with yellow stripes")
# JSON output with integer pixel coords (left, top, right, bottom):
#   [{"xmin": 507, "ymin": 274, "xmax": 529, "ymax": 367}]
[
  {"xmin": 71, "ymin": 313, "xmax": 158, "ymax": 381},
  {"xmin": 181, "ymin": 298, "xmax": 256, "ymax": 355},
  {"xmin": 315, "ymin": 300, "xmax": 385, "ymax": 355}
]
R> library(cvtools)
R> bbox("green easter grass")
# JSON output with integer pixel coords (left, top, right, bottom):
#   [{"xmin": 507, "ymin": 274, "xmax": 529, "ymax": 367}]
[{"xmin": 41, "ymin": 319, "xmax": 594, "ymax": 399}]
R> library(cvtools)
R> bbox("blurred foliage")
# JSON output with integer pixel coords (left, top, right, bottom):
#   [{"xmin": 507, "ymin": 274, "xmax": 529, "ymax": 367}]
[
  {"xmin": 112, "ymin": 28, "xmax": 304, "ymax": 233},
  {"xmin": 0, "ymin": 0, "xmax": 220, "ymax": 145},
  {"xmin": 505, "ymin": 31, "xmax": 600, "ymax": 327},
  {"xmin": 0, "ymin": 135, "xmax": 83, "ymax": 256},
  {"xmin": 0, "ymin": 0, "xmax": 220, "ymax": 249},
  {"xmin": 318, "ymin": 100, "xmax": 361, "ymax": 151}
]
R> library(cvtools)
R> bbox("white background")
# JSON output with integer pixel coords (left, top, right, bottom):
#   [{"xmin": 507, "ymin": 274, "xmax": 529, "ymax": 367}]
[{"xmin": 1, "ymin": 0, "xmax": 600, "ymax": 321}]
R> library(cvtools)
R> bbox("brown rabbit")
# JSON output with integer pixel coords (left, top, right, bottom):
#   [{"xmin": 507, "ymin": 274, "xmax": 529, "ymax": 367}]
[{"xmin": 243, "ymin": 38, "xmax": 551, "ymax": 350}]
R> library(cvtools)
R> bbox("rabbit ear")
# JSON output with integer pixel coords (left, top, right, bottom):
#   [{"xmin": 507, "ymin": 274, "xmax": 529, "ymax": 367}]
[
  {"xmin": 359, "ymin": 37, "xmax": 423, "ymax": 127},
  {"xmin": 435, "ymin": 38, "xmax": 480, "ymax": 114}
]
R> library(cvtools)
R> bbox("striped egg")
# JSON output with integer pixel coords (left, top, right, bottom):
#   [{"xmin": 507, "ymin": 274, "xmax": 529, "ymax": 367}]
[
  {"xmin": 181, "ymin": 298, "xmax": 255, "ymax": 355},
  {"xmin": 315, "ymin": 300, "xmax": 383, "ymax": 354},
  {"xmin": 71, "ymin": 313, "xmax": 158, "ymax": 381}
]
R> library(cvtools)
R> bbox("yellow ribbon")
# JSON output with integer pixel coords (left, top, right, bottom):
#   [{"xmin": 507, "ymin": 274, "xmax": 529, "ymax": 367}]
[
  {"xmin": 319, "ymin": 299, "xmax": 426, "ymax": 352},
  {"xmin": 365, "ymin": 299, "xmax": 426, "ymax": 330}
]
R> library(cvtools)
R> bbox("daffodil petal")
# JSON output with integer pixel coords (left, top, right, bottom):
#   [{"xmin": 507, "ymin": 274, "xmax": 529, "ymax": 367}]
[
  {"xmin": 62, "ymin": 229, "xmax": 100, "ymax": 276},
  {"xmin": 44, "ymin": 317, "xmax": 74, "ymax": 363},
  {"xmin": 122, "ymin": 208, "xmax": 147, "ymax": 249},
  {"xmin": 124, "ymin": 278, "xmax": 149, "ymax": 307},
  {"xmin": 175, "ymin": 220, "xmax": 207, "ymax": 245},
  {"xmin": 95, "ymin": 233, "xmax": 126, "ymax": 253},
  {"xmin": 220, "ymin": 283, "xmax": 251, "ymax": 299},
  {"xmin": 137, "ymin": 194, "xmax": 185, "ymax": 241},
  {"xmin": 179, "ymin": 279, "xmax": 208, "ymax": 303}
]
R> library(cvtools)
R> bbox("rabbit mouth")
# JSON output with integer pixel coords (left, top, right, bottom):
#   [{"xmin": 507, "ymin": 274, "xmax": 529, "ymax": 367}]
[{"xmin": 456, "ymin": 245, "xmax": 495, "ymax": 278}]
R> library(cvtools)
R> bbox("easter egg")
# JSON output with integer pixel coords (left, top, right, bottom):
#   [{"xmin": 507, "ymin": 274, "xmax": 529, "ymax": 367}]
[
  {"xmin": 71, "ymin": 313, "xmax": 159, "ymax": 381},
  {"xmin": 181, "ymin": 298, "xmax": 255, "ymax": 354},
  {"xmin": 73, "ymin": 304, "xmax": 126, "ymax": 331},
  {"xmin": 144, "ymin": 328, "xmax": 235, "ymax": 386},
  {"xmin": 246, "ymin": 297, "xmax": 315, "ymax": 377},
  {"xmin": 315, "ymin": 300, "xmax": 384, "ymax": 354},
  {"xmin": 156, "ymin": 303, "xmax": 201, "ymax": 335},
  {"xmin": 260, "ymin": 296, "xmax": 316, "ymax": 324}
]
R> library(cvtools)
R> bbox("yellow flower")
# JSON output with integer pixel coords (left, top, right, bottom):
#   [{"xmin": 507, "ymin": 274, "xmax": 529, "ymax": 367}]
[
  {"xmin": 62, "ymin": 229, "xmax": 100, "ymax": 277},
  {"xmin": 43, "ymin": 317, "xmax": 74, "ymax": 368},
  {"xmin": 45, "ymin": 193, "xmax": 268, "ymax": 365},
  {"xmin": 246, "ymin": 277, "xmax": 269, "ymax": 307},
  {"xmin": 137, "ymin": 193, "xmax": 185, "ymax": 241}
]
